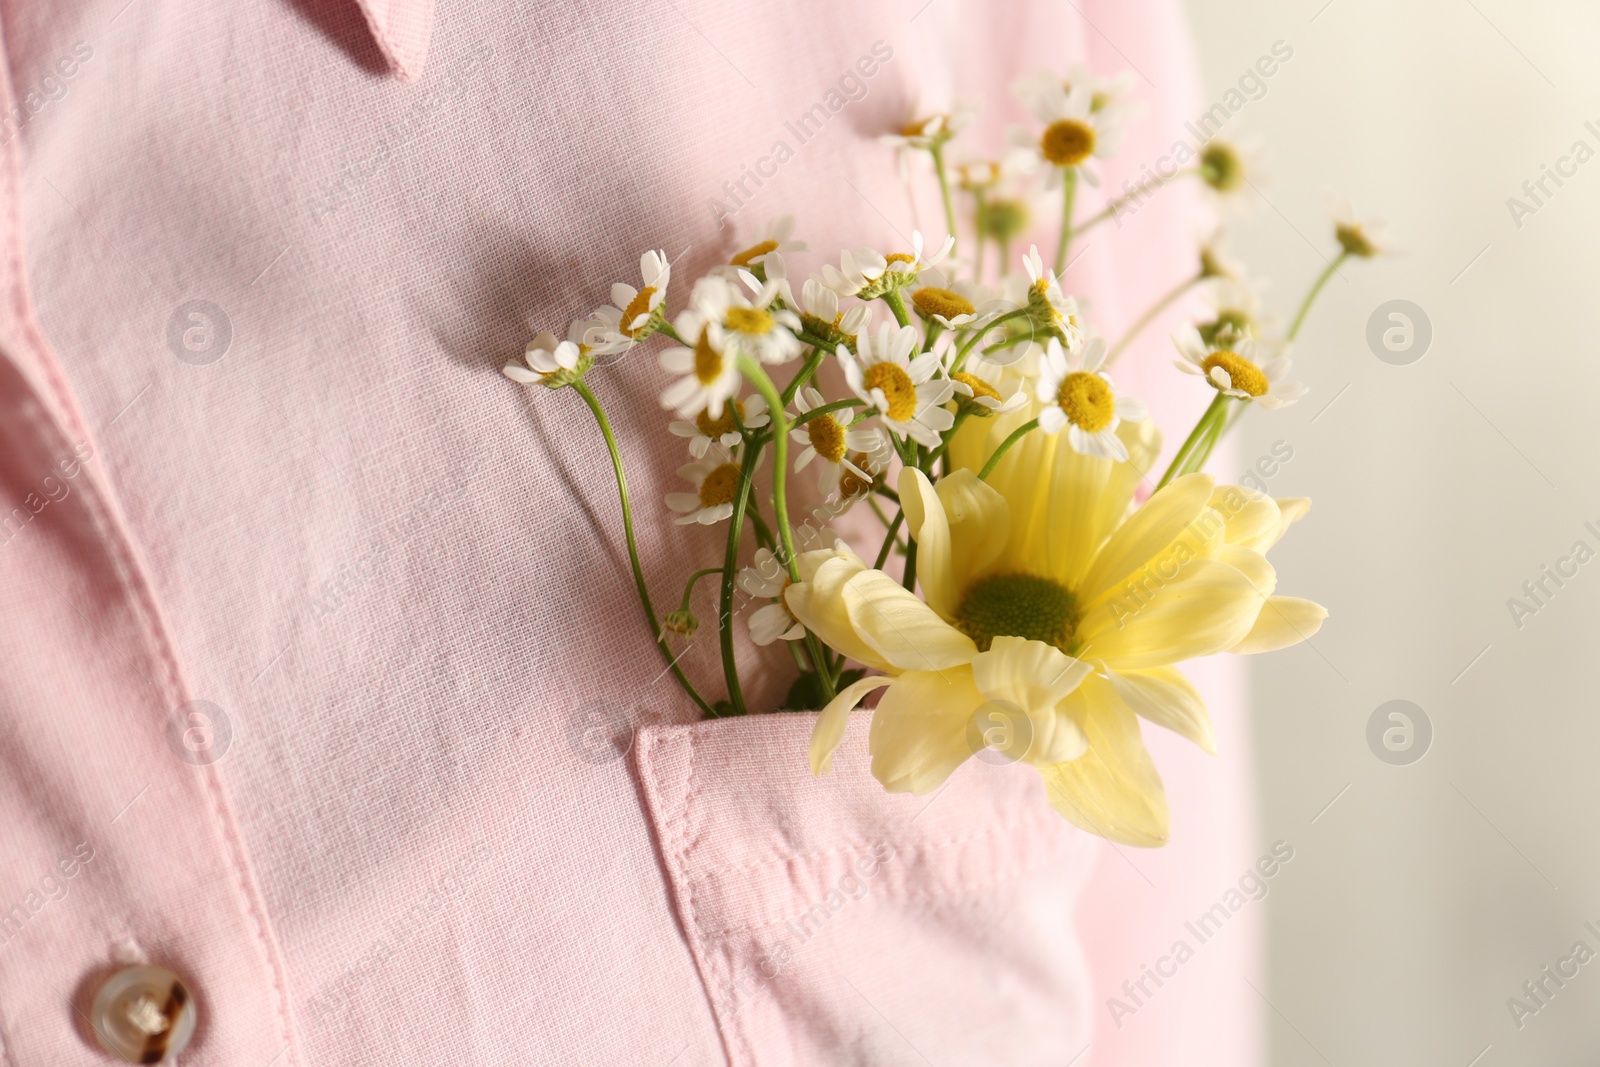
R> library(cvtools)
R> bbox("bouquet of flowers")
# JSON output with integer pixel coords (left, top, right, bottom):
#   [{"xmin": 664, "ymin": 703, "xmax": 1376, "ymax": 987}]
[{"xmin": 505, "ymin": 66, "xmax": 1386, "ymax": 846}]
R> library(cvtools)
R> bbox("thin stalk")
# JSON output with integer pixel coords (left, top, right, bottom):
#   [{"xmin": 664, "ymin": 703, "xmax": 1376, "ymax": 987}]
[
  {"xmin": 1154, "ymin": 393, "xmax": 1229, "ymax": 490},
  {"xmin": 883, "ymin": 288, "xmax": 912, "ymax": 328},
  {"xmin": 1073, "ymin": 168, "xmax": 1197, "ymax": 238},
  {"xmin": 973, "ymin": 190, "xmax": 987, "ymax": 281},
  {"xmin": 952, "ymin": 307, "xmax": 1028, "ymax": 373},
  {"xmin": 930, "ymin": 143, "xmax": 958, "ymax": 259},
  {"xmin": 781, "ymin": 347, "xmax": 828, "ymax": 406},
  {"xmin": 572, "ymin": 381, "xmax": 713, "ymax": 716},
  {"xmin": 739, "ymin": 356, "xmax": 836, "ymax": 703},
  {"xmin": 1105, "ymin": 272, "xmax": 1202, "ymax": 368},
  {"xmin": 979, "ymin": 417, "xmax": 1039, "ymax": 481},
  {"xmin": 1288, "ymin": 251, "xmax": 1349, "ymax": 341},
  {"xmin": 790, "ymin": 397, "xmax": 862, "ymax": 427},
  {"xmin": 874, "ymin": 510, "xmax": 906, "ymax": 570},
  {"xmin": 716, "ymin": 442, "xmax": 763, "ymax": 716},
  {"xmin": 678, "ymin": 567, "xmax": 722, "ymax": 612},
  {"xmin": 1054, "ymin": 168, "xmax": 1079, "ymax": 275}
]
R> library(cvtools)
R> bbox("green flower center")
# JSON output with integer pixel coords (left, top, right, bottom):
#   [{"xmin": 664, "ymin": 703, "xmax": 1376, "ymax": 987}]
[{"xmin": 954, "ymin": 573, "xmax": 1079, "ymax": 654}]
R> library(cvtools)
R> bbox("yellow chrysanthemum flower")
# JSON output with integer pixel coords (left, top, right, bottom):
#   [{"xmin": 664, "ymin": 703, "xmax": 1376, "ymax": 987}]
[{"xmin": 786, "ymin": 421, "xmax": 1326, "ymax": 847}]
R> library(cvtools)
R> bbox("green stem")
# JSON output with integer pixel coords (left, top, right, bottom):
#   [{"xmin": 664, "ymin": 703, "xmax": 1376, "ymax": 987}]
[
  {"xmin": 972, "ymin": 190, "xmax": 987, "ymax": 282},
  {"xmin": 790, "ymin": 398, "xmax": 861, "ymax": 427},
  {"xmin": 678, "ymin": 567, "xmax": 722, "ymax": 612},
  {"xmin": 1154, "ymin": 393, "xmax": 1230, "ymax": 490},
  {"xmin": 1105, "ymin": 272, "xmax": 1202, "ymax": 368},
  {"xmin": 781, "ymin": 347, "xmax": 828, "ymax": 406},
  {"xmin": 1054, "ymin": 168, "xmax": 1079, "ymax": 276},
  {"xmin": 572, "ymin": 381, "xmax": 713, "ymax": 717},
  {"xmin": 978, "ymin": 417, "xmax": 1039, "ymax": 481},
  {"xmin": 922, "ymin": 320, "xmax": 945, "ymax": 353},
  {"xmin": 902, "ymin": 537, "xmax": 919, "ymax": 593},
  {"xmin": 883, "ymin": 288, "xmax": 911, "ymax": 328},
  {"xmin": 1288, "ymin": 251, "xmax": 1349, "ymax": 341},
  {"xmin": 717, "ymin": 442, "xmax": 763, "ymax": 716},
  {"xmin": 924, "ymin": 410, "xmax": 969, "ymax": 470},
  {"xmin": 874, "ymin": 510, "xmax": 906, "ymax": 570},
  {"xmin": 1073, "ymin": 168, "xmax": 1197, "ymax": 238},
  {"xmin": 739, "ymin": 356, "xmax": 836, "ymax": 703},
  {"xmin": 952, "ymin": 307, "xmax": 1028, "ymax": 374},
  {"xmin": 930, "ymin": 143, "xmax": 958, "ymax": 259}
]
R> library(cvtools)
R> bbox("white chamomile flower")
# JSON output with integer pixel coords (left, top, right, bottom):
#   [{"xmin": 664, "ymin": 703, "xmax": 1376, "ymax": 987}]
[
  {"xmin": 1016, "ymin": 66, "xmax": 1137, "ymax": 120},
  {"xmin": 658, "ymin": 308, "xmax": 742, "ymax": 419},
  {"xmin": 949, "ymin": 362, "xmax": 1028, "ymax": 417},
  {"xmin": 726, "ymin": 216, "xmax": 807, "ymax": 273},
  {"xmin": 1174, "ymin": 328, "xmax": 1308, "ymax": 410},
  {"xmin": 503, "ymin": 316, "xmax": 607, "ymax": 387},
  {"xmin": 790, "ymin": 387, "xmax": 887, "ymax": 498},
  {"xmin": 738, "ymin": 548, "xmax": 805, "ymax": 645},
  {"xmin": 1328, "ymin": 195, "xmax": 1393, "ymax": 258},
  {"xmin": 880, "ymin": 99, "xmax": 980, "ymax": 180},
  {"xmin": 838, "ymin": 321, "xmax": 955, "ymax": 448},
  {"xmin": 666, "ymin": 446, "xmax": 759, "ymax": 526},
  {"xmin": 1022, "ymin": 244, "xmax": 1085, "ymax": 346},
  {"xmin": 1197, "ymin": 136, "xmax": 1266, "ymax": 204},
  {"xmin": 694, "ymin": 273, "xmax": 804, "ymax": 366},
  {"xmin": 597, "ymin": 249, "xmax": 671, "ymax": 350},
  {"xmin": 504, "ymin": 331, "xmax": 580, "ymax": 386},
  {"xmin": 909, "ymin": 276, "xmax": 979, "ymax": 330},
  {"xmin": 1008, "ymin": 82, "xmax": 1124, "ymax": 188},
  {"xmin": 820, "ymin": 230, "xmax": 955, "ymax": 298},
  {"xmin": 1199, "ymin": 276, "xmax": 1275, "ymax": 349},
  {"xmin": 788, "ymin": 274, "xmax": 872, "ymax": 342},
  {"xmin": 669, "ymin": 395, "xmax": 770, "ymax": 458},
  {"xmin": 1035, "ymin": 337, "xmax": 1146, "ymax": 460}
]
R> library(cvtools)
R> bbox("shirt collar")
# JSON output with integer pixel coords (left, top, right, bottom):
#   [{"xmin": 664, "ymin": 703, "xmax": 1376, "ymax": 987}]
[{"xmin": 352, "ymin": 0, "xmax": 438, "ymax": 81}]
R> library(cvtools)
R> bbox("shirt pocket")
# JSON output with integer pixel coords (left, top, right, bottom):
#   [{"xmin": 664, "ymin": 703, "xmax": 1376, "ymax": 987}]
[{"xmin": 634, "ymin": 711, "xmax": 1101, "ymax": 1067}]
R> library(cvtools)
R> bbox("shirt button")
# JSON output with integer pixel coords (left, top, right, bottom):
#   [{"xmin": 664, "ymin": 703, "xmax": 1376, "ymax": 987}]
[{"xmin": 90, "ymin": 965, "xmax": 197, "ymax": 1064}]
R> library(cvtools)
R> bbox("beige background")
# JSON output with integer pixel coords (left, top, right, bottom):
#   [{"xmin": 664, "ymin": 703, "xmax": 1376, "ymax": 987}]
[{"xmin": 1180, "ymin": 1, "xmax": 1600, "ymax": 1063}]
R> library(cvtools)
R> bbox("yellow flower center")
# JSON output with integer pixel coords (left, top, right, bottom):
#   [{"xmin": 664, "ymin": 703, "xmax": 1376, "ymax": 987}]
[
  {"xmin": 805, "ymin": 414, "xmax": 846, "ymax": 463},
  {"xmin": 837, "ymin": 452, "xmax": 877, "ymax": 497},
  {"xmin": 1057, "ymin": 371, "xmax": 1115, "ymax": 432},
  {"xmin": 620, "ymin": 286, "xmax": 656, "ymax": 336},
  {"xmin": 952, "ymin": 372, "xmax": 999, "ymax": 402},
  {"xmin": 1040, "ymin": 119, "xmax": 1096, "ymax": 166},
  {"xmin": 955, "ymin": 573, "xmax": 1079, "ymax": 654},
  {"xmin": 730, "ymin": 240, "xmax": 779, "ymax": 266},
  {"xmin": 862, "ymin": 362, "xmax": 918, "ymax": 421},
  {"xmin": 694, "ymin": 334, "xmax": 723, "ymax": 385},
  {"xmin": 1200, "ymin": 351, "xmax": 1268, "ymax": 397},
  {"xmin": 1200, "ymin": 142, "xmax": 1244, "ymax": 193},
  {"xmin": 911, "ymin": 287, "xmax": 975, "ymax": 322},
  {"xmin": 698, "ymin": 463, "xmax": 742, "ymax": 508},
  {"xmin": 695, "ymin": 399, "xmax": 743, "ymax": 438},
  {"xmin": 1336, "ymin": 224, "xmax": 1377, "ymax": 258},
  {"xmin": 885, "ymin": 252, "xmax": 916, "ymax": 266},
  {"xmin": 725, "ymin": 306, "xmax": 775, "ymax": 335}
]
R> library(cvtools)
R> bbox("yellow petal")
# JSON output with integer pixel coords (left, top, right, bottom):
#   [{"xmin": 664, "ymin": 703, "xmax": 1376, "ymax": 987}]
[
  {"xmin": 1219, "ymin": 544, "xmax": 1277, "ymax": 600},
  {"xmin": 810, "ymin": 674, "xmax": 894, "ymax": 774},
  {"xmin": 1077, "ymin": 472, "xmax": 1215, "ymax": 604},
  {"xmin": 1078, "ymin": 558, "xmax": 1260, "ymax": 670},
  {"xmin": 899, "ymin": 468, "xmax": 957, "ymax": 619},
  {"xmin": 786, "ymin": 552, "xmax": 891, "ymax": 672},
  {"xmin": 1209, "ymin": 484, "xmax": 1281, "ymax": 551},
  {"xmin": 842, "ymin": 569, "xmax": 979, "ymax": 672},
  {"xmin": 1272, "ymin": 497, "xmax": 1312, "ymax": 549},
  {"xmin": 937, "ymin": 469, "xmax": 1011, "ymax": 598},
  {"xmin": 868, "ymin": 668, "xmax": 985, "ymax": 794},
  {"xmin": 1038, "ymin": 675, "xmax": 1169, "ymax": 847},
  {"xmin": 971, "ymin": 636, "xmax": 1092, "ymax": 763},
  {"xmin": 1231, "ymin": 596, "xmax": 1328, "ymax": 654},
  {"xmin": 1104, "ymin": 665, "xmax": 1216, "ymax": 754}
]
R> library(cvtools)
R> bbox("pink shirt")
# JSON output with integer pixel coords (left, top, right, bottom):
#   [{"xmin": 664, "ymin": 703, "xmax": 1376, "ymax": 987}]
[{"xmin": 0, "ymin": 1, "xmax": 1264, "ymax": 1062}]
